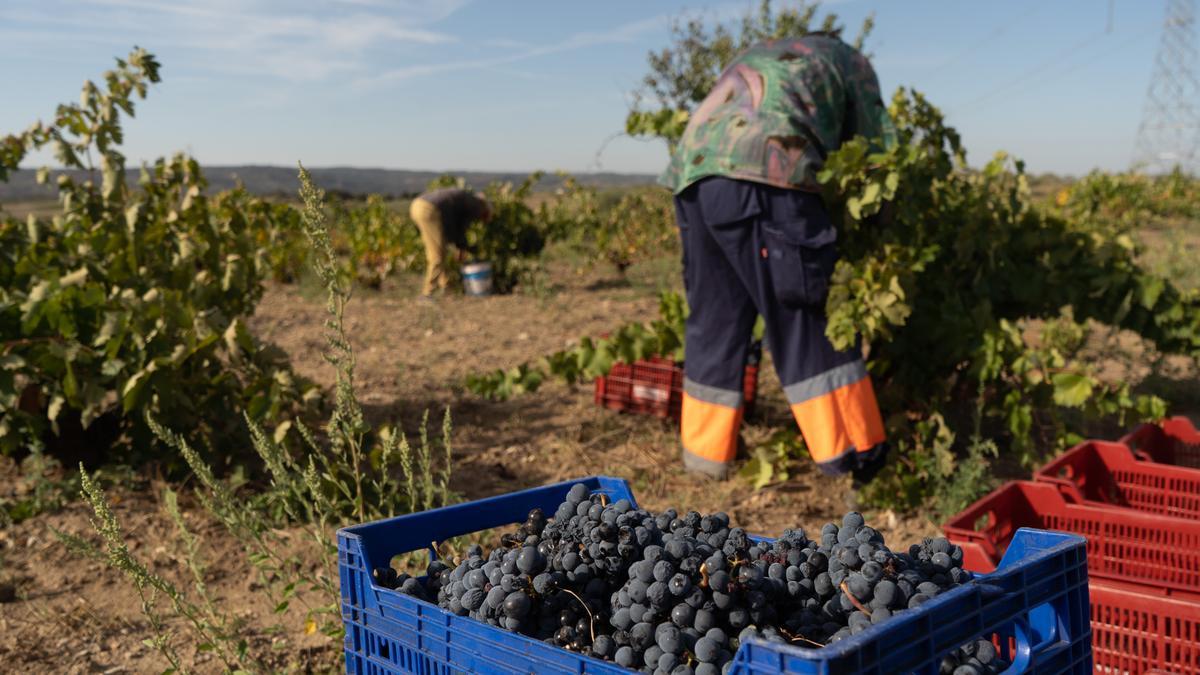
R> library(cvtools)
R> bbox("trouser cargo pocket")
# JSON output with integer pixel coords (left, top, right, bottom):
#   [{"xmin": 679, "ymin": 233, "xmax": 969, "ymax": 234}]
[{"xmin": 763, "ymin": 226, "xmax": 837, "ymax": 308}]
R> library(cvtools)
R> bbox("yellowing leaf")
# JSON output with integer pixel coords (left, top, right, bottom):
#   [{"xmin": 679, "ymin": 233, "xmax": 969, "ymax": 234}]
[
  {"xmin": 1052, "ymin": 372, "xmax": 1094, "ymax": 408},
  {"xmin": 60, "ymin": 266, "xmax": 89, "ymax": 287},
  {"xmin": 274, "ymin": 420, "xmax": 293, "ymax": 444},
  {"xmin": 304, "ymin": 617, "xmax": 318, "ymax": 635}
]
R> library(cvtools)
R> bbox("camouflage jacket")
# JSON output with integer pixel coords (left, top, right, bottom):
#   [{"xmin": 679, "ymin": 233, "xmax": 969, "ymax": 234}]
[{"xmin": 660, "ymin": 35, "xmax": 895, "ymax": 194}]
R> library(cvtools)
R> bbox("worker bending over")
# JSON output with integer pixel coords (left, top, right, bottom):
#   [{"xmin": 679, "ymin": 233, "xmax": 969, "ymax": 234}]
[
  {"xmin": 409, "ymin": 187, "xmax": 493, "ymax": 298},
  {"xmin": 660, "ymin": 33, "xmax": 895, "ymax": 481}
]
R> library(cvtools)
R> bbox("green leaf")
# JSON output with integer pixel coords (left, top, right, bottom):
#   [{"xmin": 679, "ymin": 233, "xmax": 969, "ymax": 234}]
[
  {"xmin": 846, "ymin": 196, "xmax": 862, "ymax": 220},
  {"xmin": 1051, "ymin": 372, "xmax": 1094, "ymax": 408},
  {"xmin": 121, "ymin": 365, "xmax": 154, "ymax": 412},
  {"xmin": 1139, "ymin": 277, "xmax": 1165, "ymax": 310},
  {"xmin": 20, "ymin": 280, "xmax": 52, "ymax": 319},
  {"xmin": 101, "ymin": 359, "xmax": 126, "ymax": 377},
  {"xmin": 63, "ymin": 362, "xmax": 79, "ymax": 400},
  {"xmin": 738, "ymin": 454, "xmax": 775, "ymax": 490},
  {"xmin": 884, "ymin": 171, "xmax": 900, "ymax": 195},
  {"xmin": 92, "ymin": 312, "xmax": 123, "ymax": 348},
  {"xmin": 862, "ymin": 182, "xmax": 881, "ymax": 206}
]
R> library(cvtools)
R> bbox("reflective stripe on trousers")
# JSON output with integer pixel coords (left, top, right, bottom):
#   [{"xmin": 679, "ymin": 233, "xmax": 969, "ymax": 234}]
[
  {"xmin": 680, "ymin": 381, "xmax": 743, "ymax": 474},
  {"xmin": 785, "ymin": 360, "xmax": 886, "ymax": 474}
]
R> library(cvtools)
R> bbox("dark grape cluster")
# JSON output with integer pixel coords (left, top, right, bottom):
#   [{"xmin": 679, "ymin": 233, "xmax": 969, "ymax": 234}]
[
  {"xmin": 939, "ymin": 638, "xmax": 1006, "ymax": 675},
  {"xmin": 376, "ymin": 484, "xmax": 1008, "ymax": 674}
]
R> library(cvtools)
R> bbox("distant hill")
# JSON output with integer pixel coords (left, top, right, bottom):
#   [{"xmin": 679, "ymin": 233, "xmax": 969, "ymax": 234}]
[{"xmin": 0, "ymin": 165, "xmax": 659, "ymax": 202}]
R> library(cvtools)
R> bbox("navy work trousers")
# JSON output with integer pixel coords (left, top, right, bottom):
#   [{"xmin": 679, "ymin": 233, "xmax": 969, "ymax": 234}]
[{"xmin": 673, "ymin": 176, "xmax": 886, "ymax": 478}]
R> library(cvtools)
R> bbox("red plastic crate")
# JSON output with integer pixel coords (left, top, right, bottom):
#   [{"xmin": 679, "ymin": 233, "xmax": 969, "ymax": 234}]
[
  {"xmin": 943, "ymin": 480, "xmax": 1200, "ymax": 599},
  {"xmin": 1089, "ymin": 581, "xmax": 1200, "ymax": 675},
  {"xmin": 1121, "ymin": 416, "xmax": 1200, "ymax": 469},
  {"xmin": 1034, "ymin": 440, "xmax": 1200, "ymax": 520},
  {"xmin": 594, "ymin": 358, "xmax": 759, "ymax": 423}
]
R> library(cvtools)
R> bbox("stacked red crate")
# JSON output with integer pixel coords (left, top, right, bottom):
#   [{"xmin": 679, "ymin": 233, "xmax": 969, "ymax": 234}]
[{"xmin": 944, "ymin": 418, "xmax": 1200, "ymax": 674}]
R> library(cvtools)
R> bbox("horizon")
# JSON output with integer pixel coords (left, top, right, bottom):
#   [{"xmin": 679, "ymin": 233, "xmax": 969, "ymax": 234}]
[{"xmin": 0, "ymin": 1, "xmax": 1182, "ymax": 178}]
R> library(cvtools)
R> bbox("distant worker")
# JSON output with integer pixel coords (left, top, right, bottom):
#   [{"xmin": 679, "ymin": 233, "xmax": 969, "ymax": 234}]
[
  {"xmin": 660, "ymin": 33, "xmax": 895, "ymax": 481},
  {"xmin": 410, "ymin": 187, "xmax": 493, "ymax": 298}
]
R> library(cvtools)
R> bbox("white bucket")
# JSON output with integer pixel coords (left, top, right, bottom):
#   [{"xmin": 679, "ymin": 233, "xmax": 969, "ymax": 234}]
[{"xmin": 462, "ymin": 261, "xmax": 494, "ymax": 296}]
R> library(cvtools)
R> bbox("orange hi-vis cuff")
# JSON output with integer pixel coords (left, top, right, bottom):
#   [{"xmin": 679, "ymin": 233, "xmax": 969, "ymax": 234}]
[
  {"xmin": 785, "ymin": 360, "xmax": 886, "ymax": 474},
  {"xmin": 680, "ymin": 380, "xmax": 743, "ymax": 477}
]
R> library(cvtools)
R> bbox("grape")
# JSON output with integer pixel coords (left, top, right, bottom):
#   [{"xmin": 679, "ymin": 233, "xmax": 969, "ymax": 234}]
[
  {"xmin": 614, "ymin": 645, "xmax": 635, "ymax": 668},
  {"xmin": 654, "ymin": 560, "xmax": 675, "ymax": 582},
  {"xmin": 846, "ymin": 573, "xmax": 871, "ymax": 600},
  {"xmin": 462, "ymin": 588, "xmax": 486, "ymax": 611},
  {"xmin": 389, "ymin": 484, "xmax": 1002, "ymax": 673},
  {"xmin": 671, "ymin": 602, "xmax": 695, "ymax": 628},
  {"xmin": 629, "ymin": 578, "xmax": 649, "ymax": 603},
  {"xmin": 668, "ymin": 573, "xmax": 692, "ymax": 596},
  {"xmin": 647, "ymin": 581, "xmax": 669, "ymax": 607},
  {"xmin": 611, "ymin": 607, "xmax": 632, "ymax": 630},
  {"xmin": 631, "ymin": 621, "xmax": 654, "ymax": 649},
  {"xmin": 694, "ymin": 636, "xmax": 720, "ymax": 663},
  {"xmin": 644, "ymin": 645, "xmax": 664, "ymax": 668},
  {"xmin": 657, "ymin": 624, "xmax": 682, "ymax": 654}
]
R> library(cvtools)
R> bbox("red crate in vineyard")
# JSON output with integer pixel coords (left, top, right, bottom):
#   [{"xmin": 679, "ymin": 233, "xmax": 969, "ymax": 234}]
[
  {"xmin": 1034, "ymin": 439, "xmax": 1200, "ymax": 520},
  {"xmin": 943, "ymin": 480, "xmax": 1200, "ymax": 599},
  {"xmin": 593, "ymin": 357, "xmax": 759, "ymax": 423},
  {"xmin": 1088, "ymin": 582, "xmax": 1200, "ymax": 675},
  {"xmin": 946, "ymin": 479, "xmax": 1200, "ymax": 674},
  {"xmin": 1121, "ymin": 416, "xmax": 1200, "ymax": 469}
]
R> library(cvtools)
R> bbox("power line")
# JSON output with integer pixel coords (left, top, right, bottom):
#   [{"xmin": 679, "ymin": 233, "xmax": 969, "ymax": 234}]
[
  {"xmin": 949, "ymin": 23, "xmax": 1159, "ymax": 117},
  {"xmin": 947, "ymin": 28, "xmax": 1112, "ymax": 114},
  {"xmin": 924, "ymin": 0, "xmax": 1048, "ymax": 79}
]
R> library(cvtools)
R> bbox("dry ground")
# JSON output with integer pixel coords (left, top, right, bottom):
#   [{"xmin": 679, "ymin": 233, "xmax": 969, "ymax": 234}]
[{"xmin": 2, "ymin": 230, "xmax": 1195, "ymax": 673}]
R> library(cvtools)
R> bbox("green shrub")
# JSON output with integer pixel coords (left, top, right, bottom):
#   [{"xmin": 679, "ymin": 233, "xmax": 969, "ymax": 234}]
[
  {"xmin": 0, "ymin": 48, "xmax": 318, "ymax": 463},
  {"xmin": 56, "ymin": 166, "xmax": 457, "ymax": 673},
  {"xmin": 547, "ymin": 176, "xmax": 678, "ymax": 277},
  {"xmin": 819, "ymin": 89, "xmax": 1192, "ymax": 509},
  {"xmin": 333, "ymin": 194, "xmax": 424, "ymax": 288}
]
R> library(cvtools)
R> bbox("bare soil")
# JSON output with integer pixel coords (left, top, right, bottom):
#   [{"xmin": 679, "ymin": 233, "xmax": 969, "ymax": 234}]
[{"xmin": 0, "ymin": 254, "xmax": 939, "ymax": 673}]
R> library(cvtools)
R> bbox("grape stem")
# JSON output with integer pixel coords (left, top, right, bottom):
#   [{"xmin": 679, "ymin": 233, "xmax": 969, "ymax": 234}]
[
  {"xmin": 839, "ymin": 580, "xmax": 871, "ymax": 615},
  {"xmin": 789, "ymin": 633, "xmax": 826, "ymax": 648},
  {"xmin": 556, "ymin": 586, "xmax": 596, "ymax": 643}
]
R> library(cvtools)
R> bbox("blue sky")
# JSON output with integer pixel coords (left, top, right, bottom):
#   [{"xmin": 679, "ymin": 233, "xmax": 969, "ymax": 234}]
[{"xmin": 0, "ymin": 0, "xmax": 1173, "ymax": 177}]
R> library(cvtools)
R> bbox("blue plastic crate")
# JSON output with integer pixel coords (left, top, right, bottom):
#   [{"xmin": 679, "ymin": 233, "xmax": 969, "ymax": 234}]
[{"xmin": 338, "ymin": 476, "xmax": 1092, "ymax": 675}]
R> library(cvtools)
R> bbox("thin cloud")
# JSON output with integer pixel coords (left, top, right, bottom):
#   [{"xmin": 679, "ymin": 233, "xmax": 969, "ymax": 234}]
[
  {"xmin": 7, "ymin": 0, "xmax": 465, "ymax": 82},
  {"xmin": 358, "ymin": 13, "xmax": 672, "ymax": 88}
]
